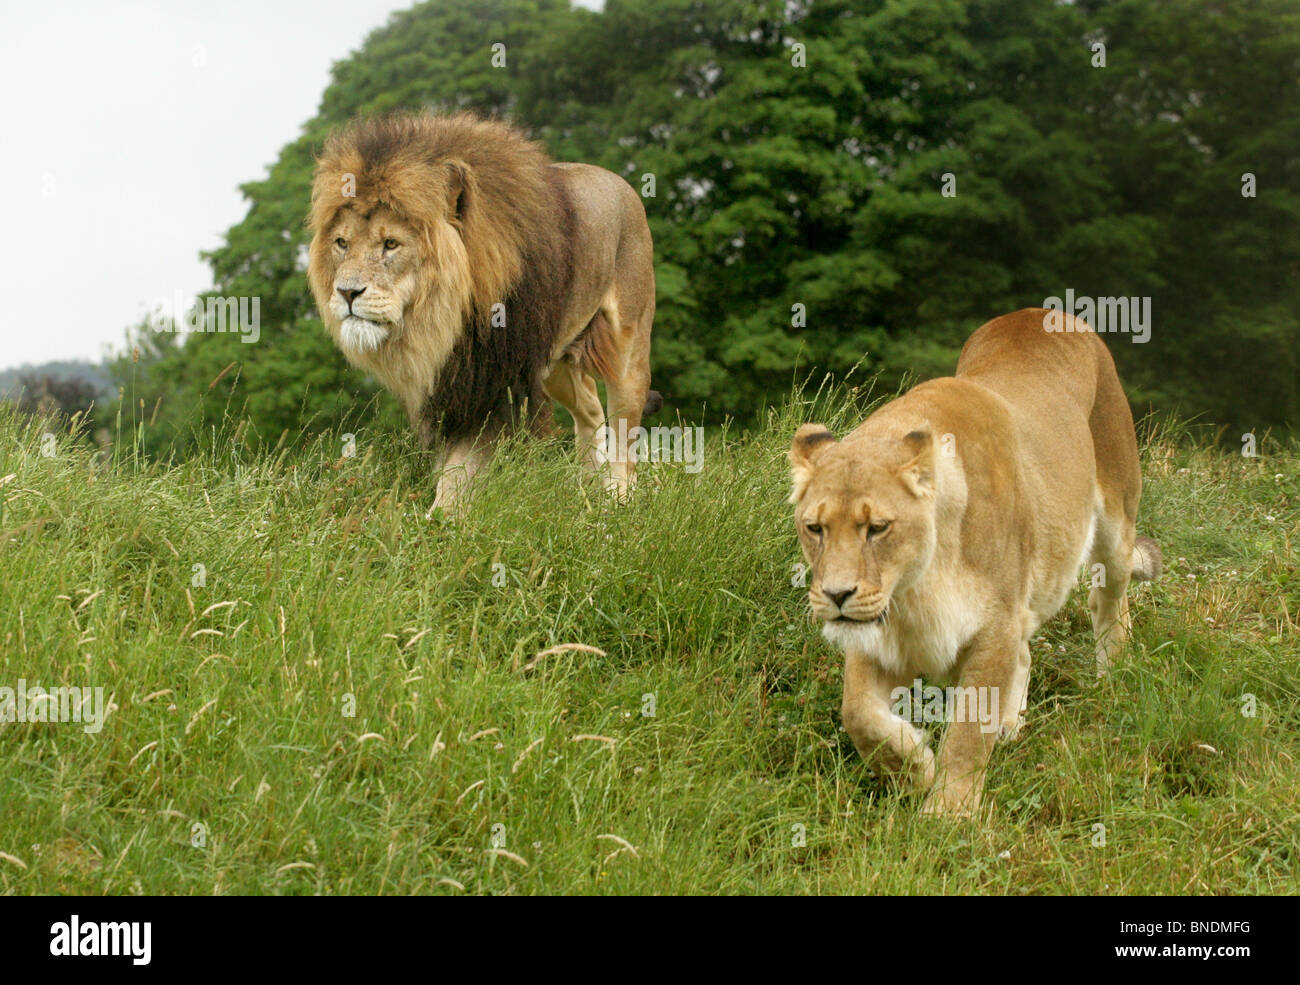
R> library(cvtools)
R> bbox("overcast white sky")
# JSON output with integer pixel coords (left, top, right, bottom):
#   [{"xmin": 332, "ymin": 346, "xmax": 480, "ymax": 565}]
[{"xmin": 3, "ymin": 0, "xmax": 423, "ymax": 371}]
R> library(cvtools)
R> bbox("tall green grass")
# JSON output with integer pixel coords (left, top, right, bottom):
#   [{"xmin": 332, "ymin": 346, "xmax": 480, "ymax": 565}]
[{"xmin": 0, "ymin": 396, "xmax": 1296, "ymax": 895}]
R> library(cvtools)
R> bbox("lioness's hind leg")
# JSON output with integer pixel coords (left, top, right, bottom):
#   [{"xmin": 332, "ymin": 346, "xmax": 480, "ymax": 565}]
[
  {"xmin": 544, "ymin": 360, "xmax": 606, "ymax": 473},
  {"xmin": 1088, "ymin": 508, "xmax": 1135, "ymax": 675}
]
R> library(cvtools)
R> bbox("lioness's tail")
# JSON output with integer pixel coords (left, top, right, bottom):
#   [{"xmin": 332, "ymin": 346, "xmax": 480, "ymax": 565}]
[
  {"xmin": 643, "ymin": 389, "xmax": 663, "ymax": 417},
  {"xmin": 1131, "ymin": 536, "xmax": 1162, "ymax": 582}
]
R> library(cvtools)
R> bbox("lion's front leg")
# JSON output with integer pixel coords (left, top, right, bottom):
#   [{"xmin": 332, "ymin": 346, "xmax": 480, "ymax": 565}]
[
  {"xmin": 841, "ymin": 652, "xmax": 936, "ymax": 795},
  {"xmin": 428, "ymin": 436, "xmax": 495, "ymax": 516},
  {"xmin": 922, "ymin": 626, "xmax": 1020, "ymax": 817}
]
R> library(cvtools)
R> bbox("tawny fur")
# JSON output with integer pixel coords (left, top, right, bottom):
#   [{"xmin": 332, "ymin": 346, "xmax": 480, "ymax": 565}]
[
  {"xmin": 789, "ymin": 309, "xmax": 1159, "ymax": 817},
  {"xmin": 306, "ymin": 112, "xmax": 657, "ymax": 509}
]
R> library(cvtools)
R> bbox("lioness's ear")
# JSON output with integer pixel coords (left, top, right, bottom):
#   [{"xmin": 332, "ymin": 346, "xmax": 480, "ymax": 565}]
[
  {"xmin": 898, "ymin": 428, "xmax": 935, "ymax": 497},
  {"xmin": 445, "ymin": 159, "xmax": 471, "ymax": 224},
  {"xmin": 789, "ymin": 423, "xmax": 836, "ymax": 503}
]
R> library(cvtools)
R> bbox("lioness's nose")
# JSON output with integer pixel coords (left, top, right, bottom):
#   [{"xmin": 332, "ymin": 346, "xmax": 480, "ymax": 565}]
[
  {"xmin": 338, "ymin": 286, "xmax": 366, "ymax": 307},
  {"xmin": 826, "ymin": 586, "xmax": 857, "ymax": 608}
]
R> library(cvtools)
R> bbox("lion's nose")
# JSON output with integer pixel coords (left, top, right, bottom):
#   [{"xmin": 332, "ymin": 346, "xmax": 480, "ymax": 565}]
[
  {"xmin": 826, "ymin": 586, "xmax": 857, "ymax": 608},
  {"xmin": 337, "ymin": 286, "xmax": 366, "ymax": 308}
]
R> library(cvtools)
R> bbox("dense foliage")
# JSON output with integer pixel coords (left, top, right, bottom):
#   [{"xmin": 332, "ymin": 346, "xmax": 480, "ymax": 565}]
[{"xmin": 110, "ymin": 0, "xmax": 1300, "ymax": 453}]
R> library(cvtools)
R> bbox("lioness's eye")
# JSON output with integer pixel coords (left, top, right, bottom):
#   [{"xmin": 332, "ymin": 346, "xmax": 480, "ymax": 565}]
[
  {"xmin": 383, "ymin": 238, "xmax": 399, "ymax": 251},
  {"xmin": 806, "ymin": 523, "xmax": 823, "ymax": 535},
  {"xmin": 868, "ymin": 520, "xmax": 892, "ymax": 536},
  {"xmin": 335, "ymin": 237, "xmax": 347, "ymax": 249}
]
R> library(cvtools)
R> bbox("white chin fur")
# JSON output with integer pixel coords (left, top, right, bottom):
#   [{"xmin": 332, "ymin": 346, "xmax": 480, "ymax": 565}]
[
  {"xmin": 339, "ymin": 316, "xmax": 389, "ymax": 353},
  {"xmin": 822, "ymin": 618, "xmax": 885, "ymax": 654}
]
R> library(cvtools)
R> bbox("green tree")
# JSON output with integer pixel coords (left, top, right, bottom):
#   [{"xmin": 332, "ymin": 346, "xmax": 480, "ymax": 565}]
[{"xmin": 109, "ymin": 0, "xmax": 1300, "ymax": 455}]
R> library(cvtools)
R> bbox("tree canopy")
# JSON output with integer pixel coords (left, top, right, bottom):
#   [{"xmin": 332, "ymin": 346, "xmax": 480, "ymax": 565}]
[{"xmin": 112, "ymin": 0, "xmax": 1300, "ymax": 453}]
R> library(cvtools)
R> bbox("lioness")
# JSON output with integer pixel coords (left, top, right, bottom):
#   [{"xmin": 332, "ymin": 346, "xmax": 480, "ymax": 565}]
[
  {"xmin": 307, "ymin": 112, "xmax": 658, "ymax": 509},
  {"xmin": 789, "ymin": 309, "xmax": 1160, "ymax": 816}
]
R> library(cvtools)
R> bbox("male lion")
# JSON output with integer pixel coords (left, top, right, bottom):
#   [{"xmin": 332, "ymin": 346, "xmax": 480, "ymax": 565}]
[
  {"xmin": 307, "ymin": 112, "xmax": 658, "ymax": 509},
  {"xmin": 789, "ymin": 309, "xmax": 1161, "ymax": 816}
]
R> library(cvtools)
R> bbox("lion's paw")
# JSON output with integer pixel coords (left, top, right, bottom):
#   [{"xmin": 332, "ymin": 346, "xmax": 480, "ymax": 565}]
[
  {"xmin": 998, "ymin": 715, "xmax": 1026, "ymax": 742},
  {"xmin": 920, "ymin": 784, "xmax": 979, "ymax": 819}
]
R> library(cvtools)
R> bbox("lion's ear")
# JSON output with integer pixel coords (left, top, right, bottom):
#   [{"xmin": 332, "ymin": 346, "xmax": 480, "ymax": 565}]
[
  {"xmin": 898, "ymin": 428, "xmax": 935, "ymax": 497},
  {"xmin": 789, "ymin": 423, "xmax": 836, "ymax": 503},
  {"xmin": 445, "ymin": 159, "xmax": 471, "ymax": 224}
]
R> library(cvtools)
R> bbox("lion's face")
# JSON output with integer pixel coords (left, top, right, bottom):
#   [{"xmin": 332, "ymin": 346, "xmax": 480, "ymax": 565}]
[
  {"xmin": 306, "ymin": 112, "xmax": 572, "ymax": 434},
  {"xmin": 789, "ymin": 425, "xmax": 938, "ymax": 651},
  {"xmin": 315, "ymin": 205, "xmax": 426, "ymax": 354}
]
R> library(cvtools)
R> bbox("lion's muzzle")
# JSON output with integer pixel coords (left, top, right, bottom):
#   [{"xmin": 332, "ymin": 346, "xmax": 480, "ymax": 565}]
[
  {"xmin": 339, "ymin": 315, "xmax": 389, "ymax": 353},
  {"xmin": 813, "ymin": 582, "xmax": 889, "ymax": 624}
]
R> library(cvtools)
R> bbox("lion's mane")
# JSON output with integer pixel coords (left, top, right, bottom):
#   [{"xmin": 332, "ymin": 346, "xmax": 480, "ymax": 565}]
[{"xmin": 307, "ymin": 112, "xmax": 576, "ymax": 441}]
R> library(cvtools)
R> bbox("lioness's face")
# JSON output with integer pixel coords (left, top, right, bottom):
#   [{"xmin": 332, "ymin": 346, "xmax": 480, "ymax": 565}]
[
  {"xmin": 789, "ymin": 425, "xmax": 938, "ymax": 649},
  {"xmin": 319, "ymin": 206, "xmax": 423, "ymax": 353}
]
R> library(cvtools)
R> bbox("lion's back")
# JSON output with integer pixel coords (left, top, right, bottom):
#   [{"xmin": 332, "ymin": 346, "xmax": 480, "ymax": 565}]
[{"xmin": 552, "ymin": 163, "xmax": 649, "ymax": 247}]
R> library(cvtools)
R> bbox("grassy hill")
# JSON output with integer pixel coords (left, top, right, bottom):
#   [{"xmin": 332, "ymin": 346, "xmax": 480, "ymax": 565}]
[{"xmin": 0, "ymin": 396, "xmax": 1296, "ymax": 895}]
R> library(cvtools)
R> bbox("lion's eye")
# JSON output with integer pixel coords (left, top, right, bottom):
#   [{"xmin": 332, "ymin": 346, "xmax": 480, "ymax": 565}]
[
  {"xmin": 806, "ymin": 523, "xmax": 823, "ymax": 536},
  {"xmin": 383, "ymin": 239, "xmax": 400, "ymax": 251},
  {"xmin": 868, "ymin": 520, "xmax": 892, "ymax": 537},
  {"xmin": 335, "ymin": 237, "xmax": 347, "ymax": 250}
]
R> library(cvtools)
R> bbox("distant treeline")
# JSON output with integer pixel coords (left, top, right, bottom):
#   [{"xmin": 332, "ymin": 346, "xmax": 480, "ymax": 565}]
[{"xmin": 0, "ymin": 363, "xmax": 110, "ymax": 429}]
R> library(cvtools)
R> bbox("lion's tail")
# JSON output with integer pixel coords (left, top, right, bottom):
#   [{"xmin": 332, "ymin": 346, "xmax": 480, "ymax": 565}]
[
  {"xmin": 1131, "ymin": 536, "xmax": 1162, "ymax": 582},
  {"xmin": 643, "ymin": 389, "xmax": 663, "ymax": 417}
]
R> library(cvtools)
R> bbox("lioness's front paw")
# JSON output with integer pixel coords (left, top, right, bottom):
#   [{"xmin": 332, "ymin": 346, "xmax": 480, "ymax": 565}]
[
  {"xmin": 999, "ymin": 714, "xmax": 1026, "ymax": 742},
  {"xmin": 920, "ymin": 784, "xmax": 979, "ymax": 818}
]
